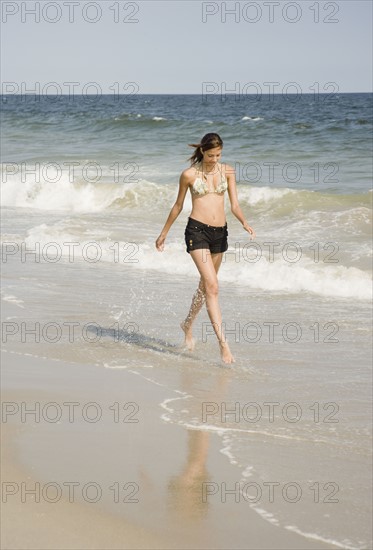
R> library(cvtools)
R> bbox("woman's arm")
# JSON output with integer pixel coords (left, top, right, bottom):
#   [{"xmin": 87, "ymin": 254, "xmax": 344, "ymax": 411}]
[
  {"xmin": 226, "ymin": 164, "xmax": 256, "ymax": 239},
  {"xmin": 155, "ymin": 171, "xmax": 190, "ymax": 251}
]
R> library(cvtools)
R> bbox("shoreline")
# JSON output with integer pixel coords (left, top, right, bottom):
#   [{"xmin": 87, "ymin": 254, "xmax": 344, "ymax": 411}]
[{"xmin": 1, "ymin": 349, "xmax": 345, "ymax": 549}]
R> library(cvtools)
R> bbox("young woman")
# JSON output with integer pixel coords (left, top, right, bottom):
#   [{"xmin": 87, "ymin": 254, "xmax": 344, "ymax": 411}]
[{"xmin": 155, "ymin": 133, "xmax": 255, "ymax": 364}]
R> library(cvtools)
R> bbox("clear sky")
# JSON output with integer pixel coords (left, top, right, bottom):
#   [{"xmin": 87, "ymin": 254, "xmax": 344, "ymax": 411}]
[{"xmin": 1, "ymin": 0, "xmax": 372, "ymax": 94}]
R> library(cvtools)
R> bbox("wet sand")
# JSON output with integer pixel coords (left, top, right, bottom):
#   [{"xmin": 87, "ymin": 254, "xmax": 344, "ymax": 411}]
[{"xmin": 1, "ymin": 349, "xmax": 341, "ymax": 550}]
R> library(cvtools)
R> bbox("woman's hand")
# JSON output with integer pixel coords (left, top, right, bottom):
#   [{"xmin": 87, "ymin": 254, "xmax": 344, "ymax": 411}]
[
  {"xmin": 243, "ymin": 223, "xmax": 256, "ymax": 240},
  {"xmin": 155, "ymin": 234, "xmax": 166, "ymax": 252}
]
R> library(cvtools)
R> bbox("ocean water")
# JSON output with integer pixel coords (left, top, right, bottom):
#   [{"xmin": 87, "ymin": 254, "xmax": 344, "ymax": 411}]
[{"xmin": 1, "ymin": 93, "xmax": 372, "ymax": 549}]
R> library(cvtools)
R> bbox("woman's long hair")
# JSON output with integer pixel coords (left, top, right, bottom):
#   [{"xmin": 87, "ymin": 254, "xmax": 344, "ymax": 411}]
[{"xmin": 188, "ymin": 133, "xmax": 223, "ymax": 166}]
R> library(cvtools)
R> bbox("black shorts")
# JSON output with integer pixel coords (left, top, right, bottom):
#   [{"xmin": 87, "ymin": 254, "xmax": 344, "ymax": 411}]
[{"xmin": 185, "ymin": 217, "xmax": 228, "ymax": 254}]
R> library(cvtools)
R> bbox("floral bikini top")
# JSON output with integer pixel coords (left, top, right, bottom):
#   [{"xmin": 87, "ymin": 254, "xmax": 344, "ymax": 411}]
[{"xmin": 190, "ymin": 163, "xmax": 228, "ymax": 196}]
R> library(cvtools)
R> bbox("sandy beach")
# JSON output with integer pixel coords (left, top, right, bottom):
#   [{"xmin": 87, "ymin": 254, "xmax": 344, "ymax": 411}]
[{"xmin": 1, "ymin": 348, "xmax": 346, "ymax": 550}]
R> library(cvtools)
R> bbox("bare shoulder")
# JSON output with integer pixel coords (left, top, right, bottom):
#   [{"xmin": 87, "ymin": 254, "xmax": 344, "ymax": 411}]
[{"xmin": 180, "ymin": 166, "xmax": 196, "ymax": 184}]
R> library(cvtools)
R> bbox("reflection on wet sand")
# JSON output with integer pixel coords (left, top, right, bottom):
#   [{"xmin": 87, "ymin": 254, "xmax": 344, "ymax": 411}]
[{"xmin": 166, "ymin": 366, "xmax": 232, "ymax": 523}]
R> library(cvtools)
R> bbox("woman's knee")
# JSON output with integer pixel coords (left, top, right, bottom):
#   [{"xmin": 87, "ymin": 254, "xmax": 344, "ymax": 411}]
[{"xmin": 203, "ymin": 278, "xmax": 219, "ymax": 297}]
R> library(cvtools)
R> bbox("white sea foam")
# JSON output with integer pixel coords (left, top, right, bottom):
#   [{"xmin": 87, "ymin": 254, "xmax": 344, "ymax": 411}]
[
  {"xmin": 239, "ymin": 185, "xmax": 297, "ymax": 205},
  {"xmin": 251, "ymin": 507, "xmax": 280, "ymax": 525},
  {"xmin": 1, "ymin": 172, "xmax": 127, "ymax": 212},
  {"xmin": 241, "ymin": 465, "xmax": 254, "ymax": 478},
  {"xmin": 1, "ymin": 291, "xmax": 25, "ymax": 308},
  {"xmin": 1, "ymin": 170, "xmax": 369, "ymax": 216},
  {"xmin": 131, "ymin": 242, "xmax": 372, "ymax": 300},
  {"xmin": 241, "ymin": 116, "xmax": 264, "ymax": 121},
  {"xmin": 0, "ymin": 169, "xmax": 164, "ymax": 213},
  {"xmin": 22, "ymin": 222, "xmax": 372, "ymax": 300},
  {"xmin": 103, "ymin": 363, "xmax": 153, "ymax": 370},
  {"xmin": 220, "ymin": 434, "xmax": 238, "ymax": 465},
  {"xmin": 284, "ymin": 525, "xmax": 363, "ymax": 550},
  {"xmin": 3, "ymin": 170, "xmax": 370, "ymax": 301}
]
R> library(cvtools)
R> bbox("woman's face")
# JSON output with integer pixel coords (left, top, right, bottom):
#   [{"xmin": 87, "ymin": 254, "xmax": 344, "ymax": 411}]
[{"xmin": 201, "ymin": 146, "xmax": 222, "ymax": 166}]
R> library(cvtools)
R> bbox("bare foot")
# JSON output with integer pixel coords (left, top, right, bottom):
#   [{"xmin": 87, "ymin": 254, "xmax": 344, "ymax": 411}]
[
  {"xmin": 180, "ymin": 320, "xmax": 195, "ymax": 351},
  {"xmin": 219, "ymin": 341, "xmax": 235, "ymax": 364}
]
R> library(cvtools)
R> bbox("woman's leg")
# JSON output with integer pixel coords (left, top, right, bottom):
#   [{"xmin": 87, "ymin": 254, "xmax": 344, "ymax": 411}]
[
  {"xmin": 184, "ymin": 248, "xmax": 234, "ymax": 363},
  {"xmin": 211, "ymin": 251, "xmax": 224, "ymax": 273},
  {"xmin": 180, "ymin": 279, "xmax": 206, "ymax": 350},
  {"xmin": 180, "ymin": 253, "xmax": 224, "ymax": 350}
]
